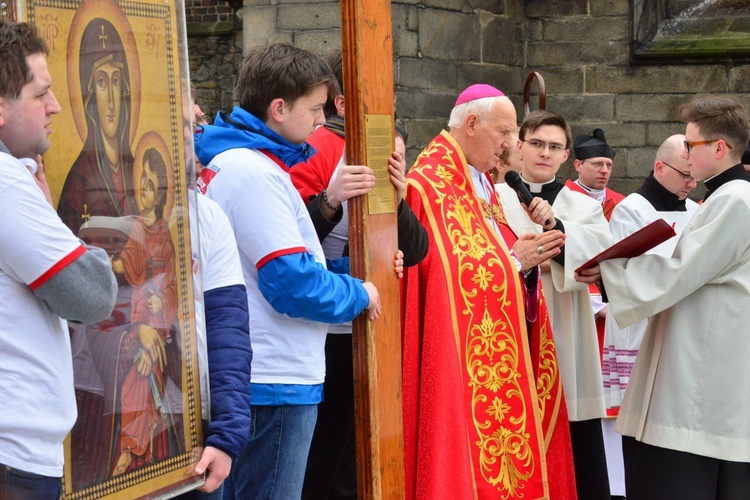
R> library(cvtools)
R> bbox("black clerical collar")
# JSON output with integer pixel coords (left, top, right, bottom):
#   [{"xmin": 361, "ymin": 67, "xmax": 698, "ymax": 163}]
[
  {"xmin": 703, "ymin": 164, "xmax": 750, "ymax": 201},
  {"xmin": 635, "ymin": 172, "xmax": 686, "ymax": 211}
]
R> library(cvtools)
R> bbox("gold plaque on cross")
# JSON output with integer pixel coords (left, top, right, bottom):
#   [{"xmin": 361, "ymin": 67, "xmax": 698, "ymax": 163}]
[{"xmin": 364, "ymin": 114, "xmax": 395, "ymax": 215}]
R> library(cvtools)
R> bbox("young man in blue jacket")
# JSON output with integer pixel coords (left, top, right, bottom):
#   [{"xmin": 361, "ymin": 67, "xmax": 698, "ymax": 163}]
[{"xmin": 195, "ymin": 43, "xmax": 380, "ymax": 499}]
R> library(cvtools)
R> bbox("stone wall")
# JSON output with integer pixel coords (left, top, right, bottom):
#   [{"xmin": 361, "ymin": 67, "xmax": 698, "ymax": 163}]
[
  {"xmin": 186, "ymin": 1, "xmax": 242, "ymax": 123},
  {"xmin": 187, "ymin": 29, "xmax": 243, "ymax": 123},
  {"xmin": 519, "ymin": 0, "xmax": 749, "ymax": 196},
  {"xmin": 188, "ymin": 0, "xmax": 750, "ymax": 197},
  {"xmin": 185, "ymin": 0, "xmax": 236, "ymax": 23}
]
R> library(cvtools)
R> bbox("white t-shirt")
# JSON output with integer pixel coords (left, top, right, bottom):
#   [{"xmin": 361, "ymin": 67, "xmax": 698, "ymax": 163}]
[
  {"xmin": 0, "ymin": 152, "xmax": 81, "ymax": 476},
  {"xmin": 189, "ymin": 191, "xmax": 246, "ymax": 419},
  {"xmin": 201, "ymin": 148, "xmax": 329, "ymax": 385}
]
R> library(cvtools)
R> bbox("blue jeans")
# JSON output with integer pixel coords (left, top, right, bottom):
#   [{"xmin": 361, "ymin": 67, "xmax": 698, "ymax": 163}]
[
  {"xmin": 223, "ymin": 405, "xmax": 317, "ymax": 500},
  {"xmin": 0, "ymin": 463, "xmax": 61, "ymax": 500}
]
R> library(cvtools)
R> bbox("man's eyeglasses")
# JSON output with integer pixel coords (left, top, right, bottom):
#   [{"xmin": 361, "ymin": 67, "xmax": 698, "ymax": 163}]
[
  {"xmin": 684, "ymin": 139, "xmax": 733, "ymax": 154},
  {"xmin": 584, "ymin": 160, "xmax": 614, "ymax": 170},
  {"xmin": 662, "ymin": 161, "xmax": 693, "ymax": 182},
  {"xmin": 522, "ymin": 139, "xmax": 566, "ymax": 155}
]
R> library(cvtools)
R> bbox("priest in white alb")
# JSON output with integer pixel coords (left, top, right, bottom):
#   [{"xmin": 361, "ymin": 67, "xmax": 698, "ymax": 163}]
[{"xmin": 577, "ymin": 95, "xmax": 750, "ymax": 498}]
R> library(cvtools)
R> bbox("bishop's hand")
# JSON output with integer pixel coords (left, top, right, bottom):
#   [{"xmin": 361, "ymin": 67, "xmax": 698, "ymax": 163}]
[{"xmin": 512, "ymin": 230, "xmax": 565, "ymax": 272}]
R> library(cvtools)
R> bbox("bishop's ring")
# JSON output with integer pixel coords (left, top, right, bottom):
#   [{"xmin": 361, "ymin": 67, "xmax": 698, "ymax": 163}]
[{"xmin": 537, "ymin": 245, "xmax": 544, "ymax": 255}]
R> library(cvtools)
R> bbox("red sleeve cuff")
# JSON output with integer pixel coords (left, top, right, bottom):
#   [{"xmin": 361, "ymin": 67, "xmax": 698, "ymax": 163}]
[
  {"xmin": 29, "ymin": 244, "xmax": 87, "ymax": 290},
  {"xmin": 256, "ymin": 246, "xmax": 307, "ymax": 270}
]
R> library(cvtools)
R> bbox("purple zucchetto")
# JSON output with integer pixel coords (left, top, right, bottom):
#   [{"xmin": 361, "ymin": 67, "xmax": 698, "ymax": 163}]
[{"xmin": 454, "ymin": 84, "xmax": 505, "ymax": 107}]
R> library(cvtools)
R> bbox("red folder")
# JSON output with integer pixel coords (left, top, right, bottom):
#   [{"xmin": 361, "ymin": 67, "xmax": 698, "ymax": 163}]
[{"xmin": 575, "ymin": 218, "xmax": 676, "ymax": 274}]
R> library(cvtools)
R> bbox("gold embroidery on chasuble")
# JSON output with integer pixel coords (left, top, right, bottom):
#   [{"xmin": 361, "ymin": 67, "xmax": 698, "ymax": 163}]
[
  {"xmin": 411, "ymin": 133, "xmax": 546, "ymax": 498},
  {"xmin": 533, "ymin": 293, "xmax": 561, "ymax": 445},
  {"xmin": 481, "ymin": 198, "xmax": 508, "ymax": 226}
]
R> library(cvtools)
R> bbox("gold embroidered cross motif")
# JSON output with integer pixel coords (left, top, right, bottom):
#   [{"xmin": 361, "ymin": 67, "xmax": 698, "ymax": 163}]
[{"xmin": 481, "ymin": 199, "xmax": 507, "ymax": 225}]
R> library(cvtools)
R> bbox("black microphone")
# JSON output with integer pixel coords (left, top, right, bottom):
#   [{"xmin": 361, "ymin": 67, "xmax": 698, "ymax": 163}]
[
  {"xmin": 504, "ymin": 170, "xmax": 533, "ymax": 205},
  {"xmin": 504, "ymin": 170, "xmax": 551, "ymax": 226}
]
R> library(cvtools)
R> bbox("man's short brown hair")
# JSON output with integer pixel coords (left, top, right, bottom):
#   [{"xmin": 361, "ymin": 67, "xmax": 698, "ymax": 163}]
[
  {"xmin": 679, "ymin": 95, "xmax": 750, "ymax": 162},
  {"xmin": 519, "ymin": 109, "xmax": 572, "ymax": 149},
  {"xmin": 0, "ymin": 20, "xmax": 48, "ymax": 100},
  {"xmin": 323, "ymin": 49, "xmax": 343, "ymax": 117},
  {"xmin": 235, "ymin": 43, "xmax": 338, "ymax": 122}
]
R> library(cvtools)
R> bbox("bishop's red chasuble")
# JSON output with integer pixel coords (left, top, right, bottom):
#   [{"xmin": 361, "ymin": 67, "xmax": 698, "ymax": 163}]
[{"xmin": 401, "ymin": 131, "xmax": 576, "ymax": 499}]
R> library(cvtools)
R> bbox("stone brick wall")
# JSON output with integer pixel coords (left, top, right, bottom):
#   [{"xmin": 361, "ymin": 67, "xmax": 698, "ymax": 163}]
[
  {"xmin": 185, "ymin": 0, "xmax": 236, "ymax": 23},
  {"xmin": 190, "ymin": 0, "xmax": 750, "ymax": 198},
  {"xmin": 187, "ymin": 31, "xmax": 243, "ymax": 123},
  {"xmin": 519, "ymin": 0, "xmax": 749, "ymax": 197},
  {"xmin": 186, "ymin": 1, "xmax": 242, "ymax": 123}
]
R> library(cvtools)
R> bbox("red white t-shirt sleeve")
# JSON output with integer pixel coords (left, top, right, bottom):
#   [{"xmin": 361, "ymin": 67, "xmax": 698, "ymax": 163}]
[
  {"xmin": 0, "ymin": 159, "xmax": 84, "ymax": 288},
  {"xmin": 217, "ymin": 152, "xmax": 309, "ymax": 270}
]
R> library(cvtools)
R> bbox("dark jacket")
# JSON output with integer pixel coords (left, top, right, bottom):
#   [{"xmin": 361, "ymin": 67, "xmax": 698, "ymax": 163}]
[{"xmin": 203, "ymin": 283, "xmax": 253, "ymax": 459}]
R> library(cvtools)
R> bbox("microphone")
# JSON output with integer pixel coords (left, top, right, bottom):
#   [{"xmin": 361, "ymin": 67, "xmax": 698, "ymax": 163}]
[
  {"xmin": 504, "ymin": 170, "xmax": 551, "ymax": 226},
  {"xmin": 504, "ymin": 170, "xmax": 533, "ymax": 205}
]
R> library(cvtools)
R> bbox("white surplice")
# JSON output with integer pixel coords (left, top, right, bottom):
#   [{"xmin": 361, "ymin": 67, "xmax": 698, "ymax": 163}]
[
  {"xmin": 603, "ymin": 179, "xmax": 750, "ymax": 462},
  {"xmin": 602, "ymin": 194, "xmax": 698, "ymax": 409},
  {"xmin": 497, "ymin": 183, "xmax": 612, "ymax": 421}
]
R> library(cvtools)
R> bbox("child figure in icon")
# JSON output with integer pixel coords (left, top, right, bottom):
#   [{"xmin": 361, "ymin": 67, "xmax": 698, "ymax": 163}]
[{"xmin": 110, "ymin": 147, "xmax": 177, "ymax": 475}]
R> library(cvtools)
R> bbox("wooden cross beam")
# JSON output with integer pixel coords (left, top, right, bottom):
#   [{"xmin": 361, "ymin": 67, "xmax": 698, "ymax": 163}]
[{"xmin": 340, "ymin": 0, "xmax": 405, "ymax": 498}]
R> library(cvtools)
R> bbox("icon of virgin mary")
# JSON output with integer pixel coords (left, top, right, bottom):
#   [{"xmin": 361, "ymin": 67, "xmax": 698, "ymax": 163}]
[
  {"xmin": 57, "ymin": 17, "xmax": 138, "ymax": 237},
  {"xmin": 62, "ymin": 17, "xmax": 181, "ymax": 490}
]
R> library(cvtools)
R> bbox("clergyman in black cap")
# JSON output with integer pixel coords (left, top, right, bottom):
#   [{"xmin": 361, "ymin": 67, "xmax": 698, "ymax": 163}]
[
  {"xmin": 567, "ymin": 128, "xmax": 625, "ymax": 220},
  {"xmin": 566, "ymin": 128, "xmax": 626, "ymax": 498}
]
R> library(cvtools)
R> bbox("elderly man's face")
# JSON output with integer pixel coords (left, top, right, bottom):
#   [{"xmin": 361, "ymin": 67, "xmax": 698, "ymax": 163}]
[{"xmin": 466, "ymin": 99, "xmax": 517, "ymax": 173}]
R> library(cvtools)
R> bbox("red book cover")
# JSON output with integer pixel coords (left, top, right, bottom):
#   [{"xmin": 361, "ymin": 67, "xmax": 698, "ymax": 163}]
[{"xmin": 575, "ymin": 218, "xmax": 676, "ymax": 274}]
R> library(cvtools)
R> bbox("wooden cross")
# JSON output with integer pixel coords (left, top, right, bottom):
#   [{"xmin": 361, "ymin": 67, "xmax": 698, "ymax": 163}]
[{"xmin": 340, "ymin": 0, "xmax": 405, "ymax": 498}]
